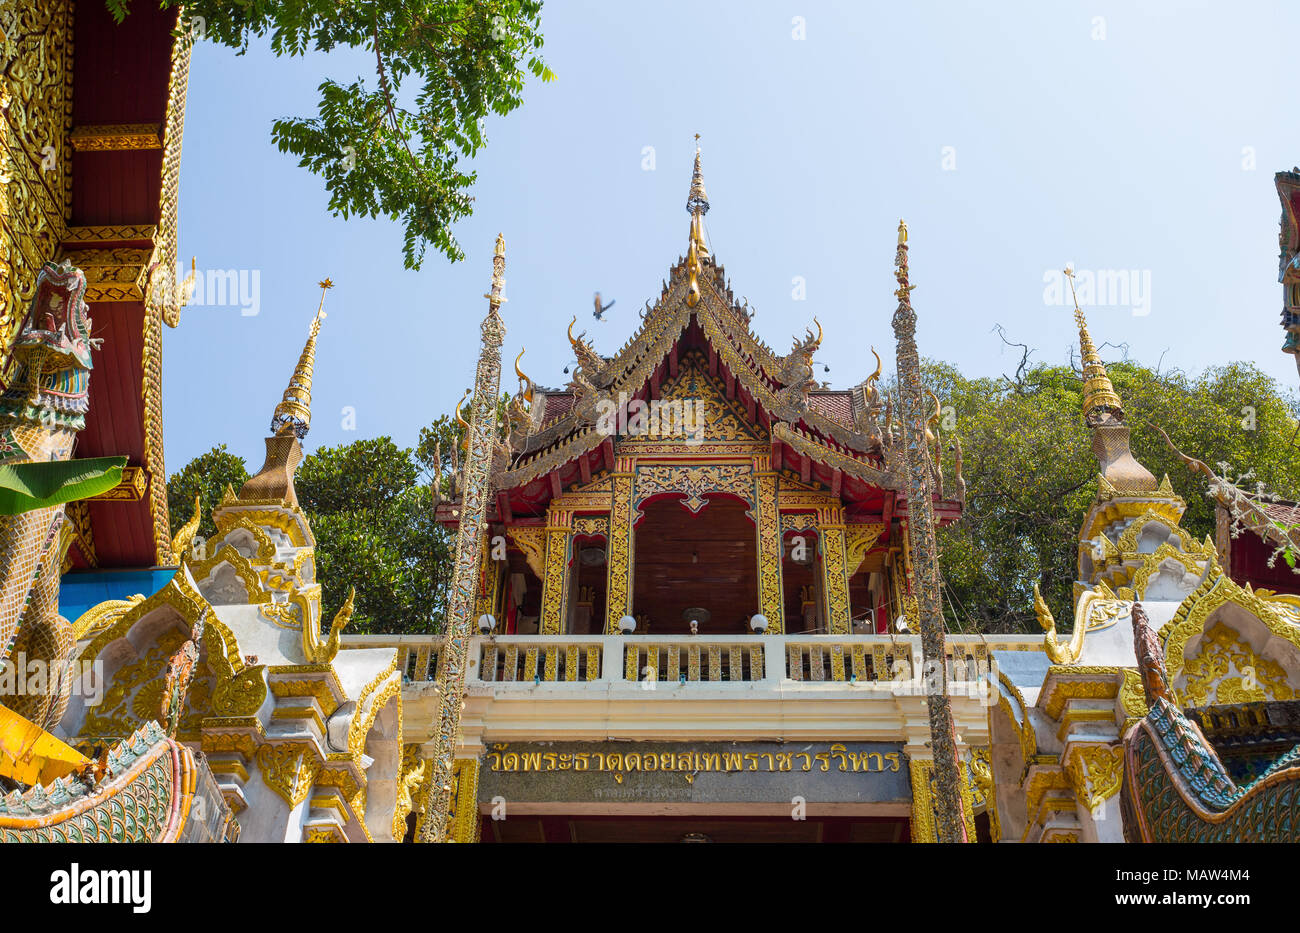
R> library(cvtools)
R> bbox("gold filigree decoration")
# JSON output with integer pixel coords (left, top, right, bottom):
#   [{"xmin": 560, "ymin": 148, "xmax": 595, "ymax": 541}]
[
  {"xmin": 1128, "ymin": 542, "xmax": 1211, "ymax": 599},
  {"xmin": 969, "ymin": 747, "xmax": 1000, "ymax": 842},
  {"xmin": 303, "ymin": 587, "xmax": 352, "ymax": 664},
  {"xmin": 506, "ymin": 526, "xmax": 546, "ymax": 580},
  {"xmin": 347, "ymin": 674, "xmax": 401, "ymax": 761},
  {"xmin": 1040, "ymin": 669, "xmax": 1121, "ymax": 721},
  {"xmin": 634, "ymin": 462, "xmax": 753, "ymax": 514},
  {"xmin": 256, "ymin": 744, "xmax": 322, "ymax": 808},
  {"xmin": 572, "ymin": 515, "xmax": 608, "ymax": 538},
  {"xmin": 71, "ymin": 594, "xmax": 145, "ymax": 641},
  {"xmin": 1119, "ymin": 668, "xmax": 1148, "ymax": 727},
  {"xmin": 68, "ymin": 123, "xmax": 162, "ymax": 151},
  {"xmin": 395, "ymin": 745, "xmax": 430, "ymax": 842},
  {"xmin": 820, "ymin": 524, "xmax": 851, "ymax": 634},
  {"xmin": 624, "ymin": 350, "xmax": 765, "ymax": 443},
  {"xmin": 754, "ymin": 473, "xmax": 784, "ymax": 632},
  {"xmin": 1161, "ymin": 573, "xmax": 1300, "ymax": 697},
  {"xmin": 1180, "ymin": 621, "xmax": 1296, "ymax": 708},
  {"xmin": 0, "ymin": 0, "xmax": 74, "ymax": 353},
  {"xmin": 845, "ymin": 523, "xmax": 886, "ymax": 575},
  {"xmin": 170, "ymin": 494, "xmax": 202, "ymax": 564},
  {"xmin": 187, "ymin": 544, "xmax": 271, "ymax": 606},
  {"xmin": 1113, "ymin": 510, "xmax": 1203, "ymax": 556},
  {"xmin": 213, "ymin": 505, "xmax": 315, "ymax": 548},
  {"xmin": 448, "ymin": 758, "xmax": 481, "ymax": 843},
  {"xmin": 538, "ymin": 520, "xmax": 571, "ymax": 635},
  {"xmin": 604, "ymin": 473, "xmax": 634, "ymax": 633},
  {"xmin": 1065, "ymin": 744, "xmax": 1124, "ymax": 812},
  {"xmin": 208, "ymin": 516, "xmax": 279, "ymax": 564}
]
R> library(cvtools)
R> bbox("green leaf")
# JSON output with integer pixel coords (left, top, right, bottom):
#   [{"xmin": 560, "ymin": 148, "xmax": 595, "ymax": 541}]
[{"xmin": 0, "ymin": 457, "xmax": 128, "ymax": 515}]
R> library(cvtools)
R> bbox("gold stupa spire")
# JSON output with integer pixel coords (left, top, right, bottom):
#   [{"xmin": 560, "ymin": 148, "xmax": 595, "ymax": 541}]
[
  {"xmin": 1065, "ymin": 267, "xmax": 1124, "ymax": 425},
  {"xmin": 270, "ymin": 279, "xmax": 331, "ymax": 439},
  {"xmin": 1063, "ymin": 266, "xmax": 1157, "ymax": 493}
]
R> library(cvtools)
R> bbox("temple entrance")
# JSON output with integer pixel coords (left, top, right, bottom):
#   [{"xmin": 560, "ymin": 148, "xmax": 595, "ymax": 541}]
[{"xmin": 631, "ymin": 495, "xmax": 758, "ymax": 635}]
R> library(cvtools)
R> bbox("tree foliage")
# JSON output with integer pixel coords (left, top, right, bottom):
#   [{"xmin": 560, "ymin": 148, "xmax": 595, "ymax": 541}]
[
  {"xmin": 931, "ymin": 356, "xmax": 1300, "ymax": 634},
  {"xmin": 296, "ymin": 437, "xmax": 451, "ymax": 634},
  {"xmin": 165, "ymin": 444, "xmax": 251, "ymax": 540},
  {"xmin": 106, "ymin": 0, "xmax": 552, "ymax": 268}
]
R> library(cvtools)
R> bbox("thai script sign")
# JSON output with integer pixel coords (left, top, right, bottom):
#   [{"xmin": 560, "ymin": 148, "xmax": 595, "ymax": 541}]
[{"xmin": 479, "ymin": 741, "xmax": 911, "ymax": 804}]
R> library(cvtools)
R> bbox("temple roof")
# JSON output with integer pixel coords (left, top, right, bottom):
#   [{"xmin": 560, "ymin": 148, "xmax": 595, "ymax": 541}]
[{"xmin": 474, "ymin": 148, "xmax": 960, "ymax": 523}]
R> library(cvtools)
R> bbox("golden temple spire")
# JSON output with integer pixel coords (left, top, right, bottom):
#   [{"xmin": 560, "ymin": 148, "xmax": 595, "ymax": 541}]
[
  {"xmin": 1063, "ymin": 266, "xmax": 1157, "ymax": 493},
  {"xmin": 1065, "ymin": 267, "xmax": 1124, "ymax": 426},
  {"xmin": 270, "ymin": 279, "xmax": 331, "ymax": 439},
  {"xmin": 687, "ymin": 134, "xmax": 710, "ymax": 259}
]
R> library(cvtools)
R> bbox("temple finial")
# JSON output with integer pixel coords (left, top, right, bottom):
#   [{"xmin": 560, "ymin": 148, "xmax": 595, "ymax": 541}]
[
  {"xmin": 893, "ymin": 220, "xmax": 915, "ymax": 305},
  {"xmin": 687, "ymin": 135, "xmax": 710, "ymax": 261},
  {"xmin": 270, "ymin": 279, "xmax": 331, "ymax": 439},
  {"xmin": 1065, "ymin": 266, "xmax": 1123, "ymax": 426},
  {"xmin": 1063, "ymin": 266, "xmax": 1156, "ymax": 492},
  {"xmin": 486, "ymin": 234, "xmax": 506, "ymax": 309}
]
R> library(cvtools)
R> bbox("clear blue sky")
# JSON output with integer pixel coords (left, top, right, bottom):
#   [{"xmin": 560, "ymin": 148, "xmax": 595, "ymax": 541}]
[{"xmin": 166, "ymin": 0, "xmax": 1300, "ymax": 473}]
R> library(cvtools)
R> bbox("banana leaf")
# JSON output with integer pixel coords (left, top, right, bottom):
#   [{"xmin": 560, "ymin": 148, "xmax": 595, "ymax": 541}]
[{"xmin": 0, "ymin": 457, "xmax": 128, "ymax": 515}]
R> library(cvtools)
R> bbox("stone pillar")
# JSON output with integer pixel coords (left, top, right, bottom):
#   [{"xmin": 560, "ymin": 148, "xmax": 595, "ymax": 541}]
[
  {"xmin": 604, "ymin": 470, "xmax": 635, "ymax": 633},
  {"xmin": 754, "ymin": 473, "xmax": 784, "ymax": 632},
  {"xmin": 819, "ymin": 516, "xmax": 851, "ymax": 635},
  {"xmin": 539, "ymin": 507, "xmax": 573, "ymax": 635}
]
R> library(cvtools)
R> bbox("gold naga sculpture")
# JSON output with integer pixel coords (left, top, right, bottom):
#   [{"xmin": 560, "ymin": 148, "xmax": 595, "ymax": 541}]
[{"xmin": 303, "ymin": 587, "xmax": 355, "ymax": 664}]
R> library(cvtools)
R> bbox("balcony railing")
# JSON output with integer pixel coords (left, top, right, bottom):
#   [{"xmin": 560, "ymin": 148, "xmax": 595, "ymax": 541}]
[{"xmin": 342, "ymin": 633, "xmax": 1041, "ymax": 687}]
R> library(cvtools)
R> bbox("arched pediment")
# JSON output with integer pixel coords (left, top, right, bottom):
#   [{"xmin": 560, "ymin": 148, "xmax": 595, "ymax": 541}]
[{"xmin": 1161, "ymin": 575, "xmax": 1300, "ymax": 708}]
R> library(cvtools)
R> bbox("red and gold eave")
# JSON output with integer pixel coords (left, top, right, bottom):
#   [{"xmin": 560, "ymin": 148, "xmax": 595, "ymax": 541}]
[
  {"xmin": 4, "ymin": 0, "xmax": 191, "ymax": 570},
  {"xmin": 435, "ymin": 252, "xmax": 964, "ymax": 530}
]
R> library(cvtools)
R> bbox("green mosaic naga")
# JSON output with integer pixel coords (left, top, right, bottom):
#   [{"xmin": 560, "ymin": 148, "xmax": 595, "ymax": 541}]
[{"xmin": 1121, "ymin": 601, "xmax": 1300, "ymax": 842}]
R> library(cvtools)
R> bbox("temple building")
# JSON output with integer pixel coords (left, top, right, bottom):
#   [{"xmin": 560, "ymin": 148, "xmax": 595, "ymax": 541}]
[{"xmin": 358, "ymin": 151, "xmax": 1039, "ymax": 843}]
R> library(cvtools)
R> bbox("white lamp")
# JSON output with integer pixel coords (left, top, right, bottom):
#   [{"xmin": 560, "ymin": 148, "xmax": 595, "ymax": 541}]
[
  {"xmin": 477, "ymin": 613, "xmax": 496, "ymax": 634},
  {"xmin": 618, "ymin": 615, "xmax": 637, "ymax": 634},
  {"xmin": 749, "ymin": 614, "xmax": 769, "ymax": 633}
]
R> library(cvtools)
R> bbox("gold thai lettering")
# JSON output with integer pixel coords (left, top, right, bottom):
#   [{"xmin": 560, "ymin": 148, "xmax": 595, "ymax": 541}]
[{"xmin": 484, "ymin": 744, "xmax": 903, "ymax": 776}]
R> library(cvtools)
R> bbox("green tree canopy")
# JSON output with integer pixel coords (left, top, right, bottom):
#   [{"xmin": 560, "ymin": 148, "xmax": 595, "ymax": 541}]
[
  {"xmin": 931, "ymin": 355, "xmax": 1300, "ymax": 634},
  {"xmin": 165, "ymin": 444, "xmax": 251, "ymax": 541},
  {"xmin": 108, "ymin": 0, "xmax": 552, "ymax": 268},
  {"xmin": 296, "ymin": 437, "xmax": 451, "ymax": 634}
]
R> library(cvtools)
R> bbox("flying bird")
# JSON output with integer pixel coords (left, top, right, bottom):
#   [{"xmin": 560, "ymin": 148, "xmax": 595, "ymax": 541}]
[{"xmin": 593, "ymin": 292, "xmax": 615, "ymax": 321}]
